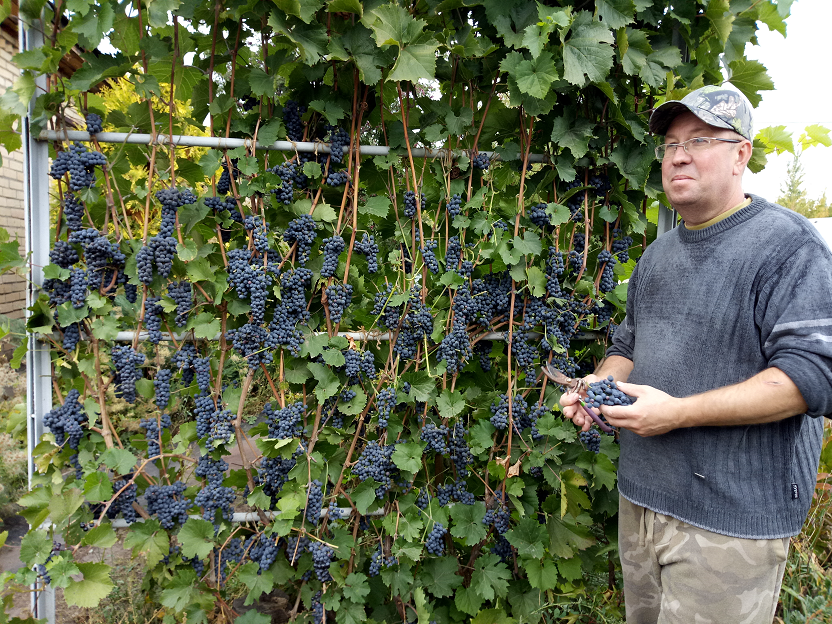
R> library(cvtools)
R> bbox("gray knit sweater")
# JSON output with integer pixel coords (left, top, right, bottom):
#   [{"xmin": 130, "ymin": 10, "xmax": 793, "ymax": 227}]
[{"xmin": 607, "ymin": 195, "xmax": 832, "ymax": 538}]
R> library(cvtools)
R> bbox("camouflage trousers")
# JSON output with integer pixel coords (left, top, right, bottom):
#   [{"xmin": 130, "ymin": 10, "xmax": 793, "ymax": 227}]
[{"xmin": 618, "ymin": 495, "xmax": 789, "ymax": 624}]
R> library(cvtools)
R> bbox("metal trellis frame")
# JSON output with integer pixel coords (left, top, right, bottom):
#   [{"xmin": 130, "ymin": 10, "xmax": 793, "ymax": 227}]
[{"xmin": 23, "ymin": 37, "xmax": 615, "ymax": 624}]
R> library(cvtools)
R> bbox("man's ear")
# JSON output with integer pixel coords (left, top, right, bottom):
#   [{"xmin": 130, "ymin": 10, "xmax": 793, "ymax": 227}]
[{"xmin": 734, "ymin": 139, "xmax": 753, "ymax": 175}]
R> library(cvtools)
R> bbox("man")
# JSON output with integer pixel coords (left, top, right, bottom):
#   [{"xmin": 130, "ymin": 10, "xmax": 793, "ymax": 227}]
[{"xmin": 559, "ymin": 85, "xmax": 832, "ymax": 623}]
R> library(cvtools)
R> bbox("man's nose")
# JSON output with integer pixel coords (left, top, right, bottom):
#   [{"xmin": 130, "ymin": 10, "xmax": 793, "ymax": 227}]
[{"xmin": 669, "ymin": 143, "xmax": 692, "ymax": 165}]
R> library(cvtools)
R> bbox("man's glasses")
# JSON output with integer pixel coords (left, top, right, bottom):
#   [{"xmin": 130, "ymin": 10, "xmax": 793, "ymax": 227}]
[{"xmin": 655, "ymin": 137, "xmax": 742, "ymax": 161}]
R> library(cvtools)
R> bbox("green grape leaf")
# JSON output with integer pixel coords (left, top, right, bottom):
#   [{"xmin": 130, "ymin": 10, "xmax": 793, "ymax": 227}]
[
  {"xmin": 124, "ymin": 518, "xmax": 169, "ymax": 566},
  {"xmin": 421, "ymin": 556, "xmax": 462, "ymax": 598},
  {"xmin": 596, "ymin": 0, "xmax": 635, "ymax": 30},
  {"xmin": 337, "ymin": 386, "xmax": 367, "ymax": 416},
  {"xmin": 392, "ymin": 442, "xmax": 423, "ymax": 473},
  {"xmin": 236, "ymin": 610, "xmax": 271, "ymax": 624},
  {"xmin": 63, "ymin": 562, "xmax": 114, "ymax": 608},
  {"xmin": 81, "ymin": 523, "xmax": 117, "ymax": 549},
  {"xmin": 19, "ymin": 529, "xmax": 51, "ymax": 565},
  {"xmin": 523, "ymin": 557, "xmax": 559, "ymax": 589},
  {"xmin": 342, "ymin": 572, "xmax": 370, "ymax": 603},
  {"xmin": 46, "ymin": 558, "xmax": 81, "ymax": 589},
  {"xmin": 470, "ymin": 553, "xmax": 511, "ymax": 601},
  {"xmin": 436, "ymin": 389, "xmax": 465, "ymax": 419},
  {"xmin": 307, "ymin": 362, "xmax": 340, "ymax": 403},
  {"xmin": 83, "ymin": 471, "xmax": 113, "ymax": 503},
  {"xmin": 189, "ymin": 312, "xmax": 221, "ymax": 339},
  {"xmin": 160, "ymin": 568, "xmax": 201, "ymax": 612},
  {"xmin": 563, "ymin": 12, "xmax": 615, "ymax": 85},
  {"xmin": 449, "ymin": 502, "xmax": 487, "ymax": 546},
  {"xmin": 179, "ymin": 518, "xmax": 215, "ymax": 560},
  {"xmin": 238, "ymin": 561, "xmax": 275, "ymax": 605},
  {"xmin": 526, "ymin": 266, "xmax": 547, "ymax": 297},
  {"xmin": 321, "ymin": 348, "xmax": 346, "ymax": 367},
  {"xmin": 454, "ymin": 585, "xmax": 484, "ymax": 616},
  {"xmin": 505, "ymin": 516, "xmax": 547, "ymax": 558},
  {"xmin": 351, "ymin": 479, "xmax": 379, "ymax": 515}
]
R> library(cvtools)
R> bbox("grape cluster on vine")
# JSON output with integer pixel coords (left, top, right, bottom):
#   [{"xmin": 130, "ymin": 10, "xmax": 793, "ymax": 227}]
[
  {"xmin": 425, "ymin": 523, "xmax": 447, "ymax": 556},
  {"xmin": 325, "ymin": 282, "xmax": 352, "ymax": 323},
  {"xmin": 354, "ymin": 233, "xmax": 379, "ymax": 272},
  {"xmin": 153, "ymin": 368, "xmax": 173, "ymax": 408},
  {"xmin": 145, "ymin": 481, "xmax": 192, "ymax": 529},
  {"xmin": 374, "ymin": 387, "xmax": 397, "ymax": 428},
  {"xmin": 111, "ymin": 346, "xmax": 145, "ymax": 404},
  {"xmin": 283, "ymin": 214, "xmax": 317, "ymax": 265},
  {"xmin": 320, "ymin": 235, "xmax": 345, "ymax": 278},
  {"xmin": 446, "ymin": 193, "xmax": 462, "ymax": 218},
  {"xmin": 167, "ymin": 280, "xmax": 192, "ymax": 326},
  {"xmin": 139, "ymin": 413, "xmax": 172, "ymax": 458}
]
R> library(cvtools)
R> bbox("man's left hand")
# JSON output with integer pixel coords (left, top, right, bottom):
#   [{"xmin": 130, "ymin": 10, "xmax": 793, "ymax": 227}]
[{"xmin": 599, "ymin": 382, "xmax": 680, "ymax": 437}]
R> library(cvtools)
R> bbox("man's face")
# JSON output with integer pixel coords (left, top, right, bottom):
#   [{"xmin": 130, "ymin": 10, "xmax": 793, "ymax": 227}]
[{"xmin": 661, "ymin": 112, "xmax": 744, "ymax": 211}]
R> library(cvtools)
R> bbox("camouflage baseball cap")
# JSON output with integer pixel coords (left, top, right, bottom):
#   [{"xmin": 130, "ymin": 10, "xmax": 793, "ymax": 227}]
[{"xmin": 649, "ymin": 85, "xmax": 754, "ymax": 141}]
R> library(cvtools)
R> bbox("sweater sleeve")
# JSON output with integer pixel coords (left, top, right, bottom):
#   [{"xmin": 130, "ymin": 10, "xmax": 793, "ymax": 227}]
[
  {"xmin": 758, "ymin": 238, "xmax": 832, "ymax": 418},
  {"xmin": 605, "ymin": 260, "xmax": 639, "ymax": 361}
]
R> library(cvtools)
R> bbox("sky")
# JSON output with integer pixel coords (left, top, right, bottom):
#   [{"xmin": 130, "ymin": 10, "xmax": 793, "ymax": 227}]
[{"xmin": 742, "ymin": 0, "xmax": 832, "ymax": 202}]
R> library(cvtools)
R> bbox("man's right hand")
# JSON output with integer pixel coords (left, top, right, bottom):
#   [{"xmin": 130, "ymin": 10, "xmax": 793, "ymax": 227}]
[{"xmin": 559, "ymin": 374, "xmax": 601, "ymax": 432}]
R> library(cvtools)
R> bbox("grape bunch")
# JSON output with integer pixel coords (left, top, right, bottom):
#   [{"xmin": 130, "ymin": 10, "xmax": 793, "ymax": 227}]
[
  {"xmin": 50, "ymin": 142, "xmax": 107, "ymax": 191},
  {"xmin": 172, "ymin": 343, "xmax": 198, "ymax": 384},
  {"xmin": 270, "ymin": 162, "xmax": 296, "ymax": 205},
  {"xmin": 61, "ymin": 323, "xmax": 80, "ymax": 351},
  {"xmin": 85, "ymin": 113, "xmax": 103, "ymax": 134},
  {"xmin": 326, "ymin": 169, "xmax": 349, "ymax": 186},
  {"xmin": 145, "ymin": 481, "xmax": 193, "ymax": 529},
  {"xmin": 50, "ymin": 240, "xmax": 79, "ymax": 272},
  {"xmin": 139, "ymin": 413, "xmax": 172, "ymax": 458},
  {"xmin": 547, "ymin": 248, "xmax": 565, "ymax": 297},
  {"xmin": 306, "ymin": 479, "xmax": 324, "ymax": 524},
  {"xmin": 194, "ymin": 357, "xmax": 211, "ymax": 393},
  {"xmin": 354, "ymin": 233, "xmax": 379, "ymax": 272},
  {"xmin": 167, "ymin": 281, "xmax": 192, "ymax": 326},
  {"xmin": 580, "ymin": 428, "xmax": 602, "ymax": 453},
  {"xmin": 111, "ymin": 346, "xmax": 145, "ymax": 404},
  {"xmin": 446, "ymin": 193, "xmax": 462, "ymax": 218},
  {"xmin": 392, "ymin": 292, "xmax": 433, "ymax": 360},
  {"xmin": 612, "ymin": 228, "xmax": 633, "ymax": 264},
  {"xmin": 436, "ymin": 325, "xmax": 472, "ymax": 375},
  {"xmin": 529, "ymin": 202, "xmax": 550, "ymax": 228},
  {"xmin": 309, "ymin": 541, "xmax": 334, "ymax": 582},
  {"xmin": 374, "ymin": 387, "xmax": 397, "ymax": 428},
  {"xmin": 586, "ymin": 375, "xmax": 635, "ymax": 408},
  {"xmin": 490, "ymin": 393, "xmax": 527, "ymax": 431},
  {"xmin": 69, "ymin": 268, "xmax": 87, "ymax": 308},
  {"xmin": 325, "ymin": 282, "xmax": 352, "ymax": 323},
  {"xmin": 445, "ymin": 236, "xmax": 461, "ymax": 271},
  {"xmin": 194, "ymin": 481, "xmax": 235, "ymax": 524},
  {"xmin": 403, "ymin": 190, "xmax": 425, "ymax": 219},
  {"xmin": 369, "ymin": 544, "xmax": 397, "ymax": 576},
  {"xmin": 372, "ymin": 284, "xmax": 402, "ymax": 330},
  {"xmin": 244, "ymin": 216, "xmax": 269, "ymax": 253},
  {"xmin": 472, "ymin": 152, "xmax": 490, "ymax": 170},
  {"xmin": 483, "ymin": 504, "xmax": 511, "ymax": 534},
  {"xmin": 246, "ymin": 535, "xmax": 280, "ymax": 574},
  {"xmin": 62, "ymin": 193, "xmax": 85, "ymax": 231},
  {"xmin": 143, "ymin": 296, "xmax": 164, "ymax": 344},
  {"xmin": 320, "ymin": 235, "xmax": 345, "ymax": 278},
  {"xmin": 569, "ymin": 233, "xmax": 586, "ymax": 273},
  {"xmin": 474, "ymin": 340, "xmax": 492, "ymax": 371},
  {"xmin": 420, "ymin": 423, "xmax": 449, "ymax": 455},
  {"xmin": 205, "ymin": 195, "xmax": 242, "ymax": 223},
  {"xmin": 283, "ymin": 214, "xmax": 317, "ymax": 266},
  {"xmin": 153, "ymin": 368, "xmax": 172, "ymax": 409},
  {"xmin": 43, "ymin": 389, "xmax": 87, "ymax": 451},
  {"xmin": 425, "ymin": 523, "xmax": 447, "ymax": 556},
  {"xmin": 327, "ymin": 125, "xmax": 350, "ymax": 164},
  {"xmin": 106, "ymin": 479, "xmax": 138, "ymax": 524},
  {"xmin": 282, "ymin": 100, "xmax": 307, "ymax": 141},
  {"xmin": 597, "ymin": 249, "xmax": 617, "ymax": 293},
  {"xmin": 353, "ymin": 440, "xmax": 398, "ymax": 497},
  {"xmin": 264, "ymin": 401, "xmax": 305, "ymax": 439},
  {"xmin": 421, "ymin": 240, "xmax": 440, "ymax": 274},
  {"xmin": 216, "ymin": 158, "xmax": 239, "ymax": 195},
  {"xmin": 195, "ymin": 455, "xmax": 228, "ymax": 484}
]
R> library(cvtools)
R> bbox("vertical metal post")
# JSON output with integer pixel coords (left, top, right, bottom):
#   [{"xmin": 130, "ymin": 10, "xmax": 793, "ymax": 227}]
[
  {"xmin": 657, "ymin": 204, "xmax": 679, "ymax": 235},
  {"xmin": 21, "ymin": 13, "xmax": 55, "ymax": 624}
]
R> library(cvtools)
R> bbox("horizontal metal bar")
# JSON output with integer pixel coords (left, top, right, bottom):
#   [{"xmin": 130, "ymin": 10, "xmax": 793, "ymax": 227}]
[
  {"xmin": 37, "ymin": 130, "xmax": 549, "ymax": 162},
  {"xmin": 40, "ymin": 329, "xmax": 600, "ymax": 343},
  {"xmin": 108, "ymin": 508, "xmax": 385, "ymax": 529}
]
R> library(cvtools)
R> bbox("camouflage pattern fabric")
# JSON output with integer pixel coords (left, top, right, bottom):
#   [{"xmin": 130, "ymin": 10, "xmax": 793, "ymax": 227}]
[
  {"xmin": 649, "ymin": 85, "xmax": 754, "ymax": 141},
  {"xmin": 618, "ymin": 495, "xmax": 789, "ymax": 624}
]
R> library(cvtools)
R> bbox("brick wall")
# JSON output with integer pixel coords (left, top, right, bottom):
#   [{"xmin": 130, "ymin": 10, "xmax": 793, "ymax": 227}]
[{"xmin": 0, "ymin": 28, "xmax": 26, "ymax": 321}]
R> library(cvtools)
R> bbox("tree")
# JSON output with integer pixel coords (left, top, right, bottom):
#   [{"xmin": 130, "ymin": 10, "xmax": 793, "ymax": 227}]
[{"xmin": 777, "ymin": 150, "xmax": 832, "ymax": 218}]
